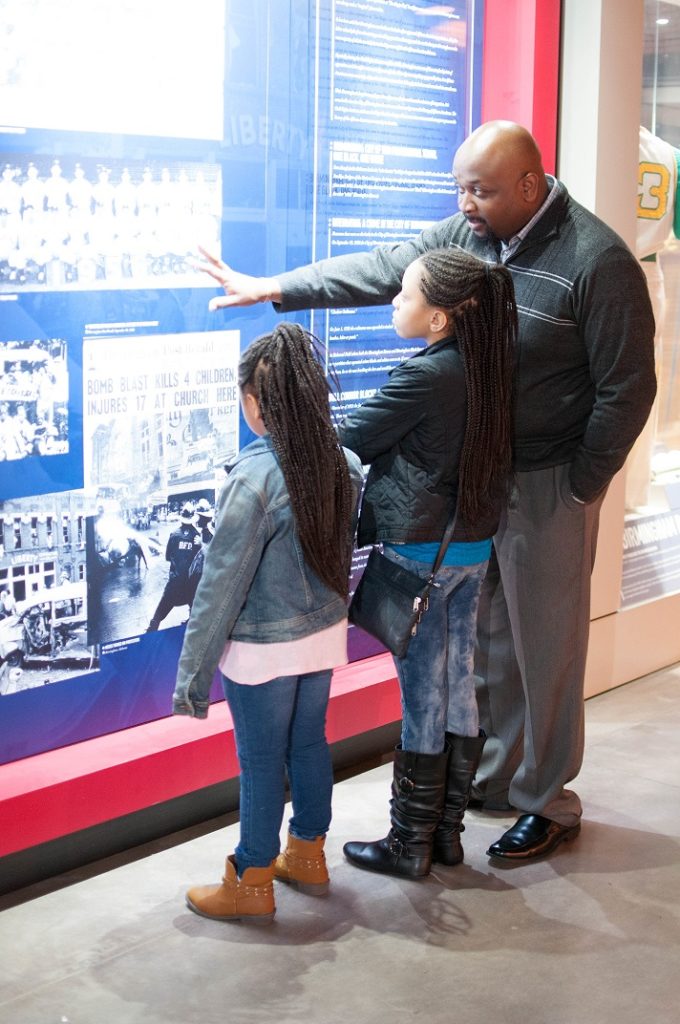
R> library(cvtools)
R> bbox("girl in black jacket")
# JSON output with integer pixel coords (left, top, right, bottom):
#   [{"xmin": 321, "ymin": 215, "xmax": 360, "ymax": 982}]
[{"xmin": 339, "ymin": 248, "xmax": 517, "ymax": 879}]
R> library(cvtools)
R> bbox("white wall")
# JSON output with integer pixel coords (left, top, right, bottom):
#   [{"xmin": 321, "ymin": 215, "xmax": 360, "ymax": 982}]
[{"xmin": 559, "ymin": 0, "xmax": 644, "ymax": 249}]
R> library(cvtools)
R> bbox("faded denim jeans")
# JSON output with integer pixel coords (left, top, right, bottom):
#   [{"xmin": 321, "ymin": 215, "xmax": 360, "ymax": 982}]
[
  {"xmin": 222, "ymin": 669, "xmax": 333, "ymax": 872},
  {"xmin": 386, "ymin": 548, "xmax": 488, "ymax": 755}
]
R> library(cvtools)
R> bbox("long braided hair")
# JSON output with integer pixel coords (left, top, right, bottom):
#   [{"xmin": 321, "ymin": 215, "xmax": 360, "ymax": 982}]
[
  {"xmin": 416, "ymin": 248, "xmax": 517, "ymax": 524},
  {"xmin": 238, "ymin": 322, "xmax": 354, "ymax": 598}
]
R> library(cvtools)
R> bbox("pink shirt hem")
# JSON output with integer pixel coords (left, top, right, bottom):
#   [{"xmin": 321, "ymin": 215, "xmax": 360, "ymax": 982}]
[{"xmin": 219, "ymin": 619, "xmax": 348, "ymax": 685}]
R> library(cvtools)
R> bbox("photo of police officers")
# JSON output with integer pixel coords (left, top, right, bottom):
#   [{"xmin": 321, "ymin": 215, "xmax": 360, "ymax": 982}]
[{"xmin": 87, "ymin": 491, "xmax": 215, "ymax": 646}]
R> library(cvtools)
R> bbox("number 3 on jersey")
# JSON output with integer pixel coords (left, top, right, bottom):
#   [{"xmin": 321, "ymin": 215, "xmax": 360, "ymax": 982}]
[{"xmin": 638, "ymin": 161, "xmax": 671, "ymax": 220}]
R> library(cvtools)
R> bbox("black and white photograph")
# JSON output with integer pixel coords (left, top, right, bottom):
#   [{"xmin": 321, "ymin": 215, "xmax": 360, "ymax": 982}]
[
  {"xmin": 0, "ymin": 155, "xmax": 222, "ymax": 292},
  {"xmin": 83, "ymin": 329, "xmax": 240, "ymax": 644},
  {"xmin": 86, "ymin": 488, "xmax": 216, "ymax": 645},
  {"xmin": 0, "ymin": 493, "xmax": 99, "ymax": 696},
  {"xmin": 0, "ymin": 337, "xmax": 69, "ymax": 460}
]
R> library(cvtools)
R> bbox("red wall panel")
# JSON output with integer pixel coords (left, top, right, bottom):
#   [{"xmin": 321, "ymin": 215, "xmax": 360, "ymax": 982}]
[{"xmin": 482, "ymin": 0, "xmax": 561, "ymax": 173}]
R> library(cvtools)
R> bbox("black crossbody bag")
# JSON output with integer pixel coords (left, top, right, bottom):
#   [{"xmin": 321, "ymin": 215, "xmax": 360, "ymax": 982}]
[{"xmin": 348, "ymin": 507, "xmax": 459, "ymax": 659}]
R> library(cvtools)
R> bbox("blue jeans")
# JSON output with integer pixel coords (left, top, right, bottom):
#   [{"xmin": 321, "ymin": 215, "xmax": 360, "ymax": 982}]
[
  {"xmin": 386, "ymin": 548, "xmax": 488, "ymax": 755},
  {"xmin": 222, "ymin": 669, "xmax": 334, "ymax": 872}
]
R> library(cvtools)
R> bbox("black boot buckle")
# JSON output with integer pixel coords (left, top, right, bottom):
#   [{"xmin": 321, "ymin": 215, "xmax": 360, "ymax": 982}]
[{"xmin": 387, "ymin": 834, "xmax": 406, "ymax": 857}]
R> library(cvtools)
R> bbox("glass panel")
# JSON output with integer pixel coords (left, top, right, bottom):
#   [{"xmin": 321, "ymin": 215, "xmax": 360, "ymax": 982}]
[
  {"xmin": 640, "ymin": 0, "xmax": 680, "ymax": 490},
  {"xmin": 621, "ymin": 1, "xmax": 680, "ymax": 609}
]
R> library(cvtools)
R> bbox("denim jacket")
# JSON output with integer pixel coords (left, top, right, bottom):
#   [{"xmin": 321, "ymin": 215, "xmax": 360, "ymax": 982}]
[{"xmin": 173, "ymin": 435, "xmax": 363, "ymax": 718}]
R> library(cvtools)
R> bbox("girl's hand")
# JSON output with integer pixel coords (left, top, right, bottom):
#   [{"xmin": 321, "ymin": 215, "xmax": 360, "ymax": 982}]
[{"xmin": 195, "ymin": 246, "xmax": 281, "ymax": 310}]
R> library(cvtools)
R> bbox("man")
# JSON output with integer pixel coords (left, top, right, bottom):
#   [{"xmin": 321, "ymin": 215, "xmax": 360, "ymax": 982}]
[
  {"xmin": 0, "ymin": 589, "xmax": 16, "ymax": 619},
  {"xmin": 195, "ymin": 121, "xmax": 656, "ymax": 861},
  {"xmin": 187, "ymin": 497, "xmax": 215, "ymax": 605},
  {"xmin": 13, "ymin": 404, "xmax": 35, "ymax": 455},
  {"xmin": 0, "ymin": 402, "xmax": 25, "ymax": 460},
  {"xmin": 146, "ymin": 504, "xmax": 200, "ymax": 632},
  {"xmin": 194, "ymin": 497, "xmax": 215, "ymax": 545}
]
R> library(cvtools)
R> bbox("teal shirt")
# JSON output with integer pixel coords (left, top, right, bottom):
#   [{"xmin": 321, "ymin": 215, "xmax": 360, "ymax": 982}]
[{"xmin": 387, "ymin": 538, "xmax": 492, "ymax": 566}]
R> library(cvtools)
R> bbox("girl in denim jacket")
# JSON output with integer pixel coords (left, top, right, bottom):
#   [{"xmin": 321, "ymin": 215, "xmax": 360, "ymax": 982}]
[{"xmin": 173, "ymin": 323, "xmax": 363, "ymax": 924}]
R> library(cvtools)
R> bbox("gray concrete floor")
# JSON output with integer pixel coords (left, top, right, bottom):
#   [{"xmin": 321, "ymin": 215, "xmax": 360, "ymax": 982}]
[{"xmin": 1, "ymin": 664, "xmax": 679, "ymax": 1024}]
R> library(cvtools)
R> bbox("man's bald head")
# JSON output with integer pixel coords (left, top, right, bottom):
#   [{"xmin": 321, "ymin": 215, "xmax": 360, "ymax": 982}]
[
  {"xmin": 462, "ymin": 121, "xmax": 544, "ymax": 174},
  {"xmin": 453, "ymin": 121, "xmax": 549, "ymax": 242}
]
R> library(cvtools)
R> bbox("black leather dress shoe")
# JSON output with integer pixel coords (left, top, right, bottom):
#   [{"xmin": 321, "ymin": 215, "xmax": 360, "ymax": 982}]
[{"xmin": 487, "ymin": 813, "xmax": 580, "ymax": 860}]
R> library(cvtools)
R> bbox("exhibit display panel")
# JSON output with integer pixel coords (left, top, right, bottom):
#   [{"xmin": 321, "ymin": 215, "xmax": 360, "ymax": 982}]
[{"xmin": 0, "ymin": 0, "xmax": 484, "ymax": 764}]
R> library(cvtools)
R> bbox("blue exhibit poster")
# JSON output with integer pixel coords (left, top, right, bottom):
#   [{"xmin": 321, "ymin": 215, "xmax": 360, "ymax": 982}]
[{"xmin": 0, "ymin": 0, "xmax": 484, "ymax": 764}]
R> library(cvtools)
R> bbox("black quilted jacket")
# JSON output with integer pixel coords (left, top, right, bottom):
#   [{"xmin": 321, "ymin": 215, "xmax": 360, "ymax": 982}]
[{"xmin": 338, "ymin": 337, "xmax": 500, "ymax": 547}]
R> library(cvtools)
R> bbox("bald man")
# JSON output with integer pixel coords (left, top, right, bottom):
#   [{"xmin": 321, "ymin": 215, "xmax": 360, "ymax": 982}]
[{"xmin": 197, "ymin": 121, "xmax": 656, "ymax": 863}]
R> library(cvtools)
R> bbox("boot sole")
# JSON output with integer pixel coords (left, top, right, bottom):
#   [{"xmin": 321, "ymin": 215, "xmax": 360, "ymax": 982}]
[
  {"xmin": 185, "ymin": 895, "xmax": 275, "ymax": 925},
  {"xmin": 343, "ymin": 851, "xmax": 430, "ymax": 879},
  {"xmin": 275, "ymin": 876, "xmax": 329, "ymax": 897}
]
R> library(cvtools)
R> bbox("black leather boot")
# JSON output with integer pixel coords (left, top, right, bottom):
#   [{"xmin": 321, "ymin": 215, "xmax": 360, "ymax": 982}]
[
  {"xmin": 343, "ymin": 746, "xmax": 448, "ymax": 879},
  {"xmin": 431, "ymin": 731, "xmax": 486, "ymax": 866}
]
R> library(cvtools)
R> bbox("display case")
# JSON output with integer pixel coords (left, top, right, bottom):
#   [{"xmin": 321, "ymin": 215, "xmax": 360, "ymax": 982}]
[
  {"xmin": 558, "ymin": 0, "xmax": 680, "ymax": 698},
  {"xmin": 620, "ymin": 0, "xmax": 680, "ymax": 609},
  {"xmin": 0, "ymin": 0, "xmax": 566, "ymax": 890}
]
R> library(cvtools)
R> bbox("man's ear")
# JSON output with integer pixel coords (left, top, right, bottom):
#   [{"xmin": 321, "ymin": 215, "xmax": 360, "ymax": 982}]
[{"xmin": 521, "ymin": 172, "xmax": 540, "ymax": 202}]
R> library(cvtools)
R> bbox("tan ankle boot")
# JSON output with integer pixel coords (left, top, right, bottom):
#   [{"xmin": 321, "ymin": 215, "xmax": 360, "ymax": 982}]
[
  {"xmin": 186, "ymin": 855, "xmax": 275, "ymax": 924},
  {"xmin": 274, "ymin": 834, "xmax": 329, "ymax": 896}
]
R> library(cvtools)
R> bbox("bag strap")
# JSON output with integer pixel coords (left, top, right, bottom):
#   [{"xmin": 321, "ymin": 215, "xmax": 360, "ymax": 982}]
[{"xmin": 428, "ymin": 504, "xmax": 459, "ymax": 580}]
